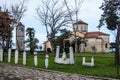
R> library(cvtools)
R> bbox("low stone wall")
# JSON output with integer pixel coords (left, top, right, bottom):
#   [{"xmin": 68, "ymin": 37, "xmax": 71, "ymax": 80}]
[{"xmin": 0, "ymin": 63, "xmax": 115, "ymax": 80}]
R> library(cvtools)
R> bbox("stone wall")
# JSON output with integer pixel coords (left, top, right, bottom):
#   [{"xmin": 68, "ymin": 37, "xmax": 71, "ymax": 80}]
[{"xmin": 85, "ymin": 35, "xmax": 109, "ymax": 52}]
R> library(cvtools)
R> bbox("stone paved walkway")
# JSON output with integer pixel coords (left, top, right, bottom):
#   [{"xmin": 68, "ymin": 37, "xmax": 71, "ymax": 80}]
[{"xmin": 0, "ymin": 63, "xmax": 117, "ymax": 80}]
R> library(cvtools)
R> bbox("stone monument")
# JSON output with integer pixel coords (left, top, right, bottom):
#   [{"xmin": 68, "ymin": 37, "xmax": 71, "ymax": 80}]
[
  {"xmin": 55, "ymin": 46, "xmax": 74, "ymax": 64},
  {"xmin": 82, "ymin": 57, "xmax": 94, "ymax": 66},
  {"xmin": 23, "ymin": 51, "xmax": 26, "ymax": 65},
  {"xmin": 34, "ymin": 52, "xmax": 38, "ymax": 66},
  {"xmin": 0, "ymin": 48, "xmax": 3, "ymax": 62},
  {"xmin": 45, "ymin": 54, "xmax": 49, "ymax": 68},
  {"xmin": 8, "ymin": 48, "xmax": 11, "ymax": 62},
  {"xmin": 69, "ymin": 47, "xmax": 74, "ymax": 64},
  {"xmin": 15, "ymin": 50, "xmax": 19, "ymax": 64}
]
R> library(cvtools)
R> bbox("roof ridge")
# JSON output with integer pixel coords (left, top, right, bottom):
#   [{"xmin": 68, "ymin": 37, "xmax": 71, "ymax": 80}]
[{"xmin": 73, "ymin": 20, "xmax": 88, "ymax": 25}]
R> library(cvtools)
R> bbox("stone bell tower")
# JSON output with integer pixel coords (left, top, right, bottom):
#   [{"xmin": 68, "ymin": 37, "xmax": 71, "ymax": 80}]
[
  {"xmin": 73, "ymin": 20, "xmax": 88, "ymax": 34},
  {"xmin": 16, "ymin": 22, "xmax": 25, "ymax": 51}
]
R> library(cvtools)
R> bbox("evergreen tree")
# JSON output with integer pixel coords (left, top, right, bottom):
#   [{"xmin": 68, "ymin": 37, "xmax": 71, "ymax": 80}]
[
  {"xmin": 98, "ymin": 0, "xmax": 120, "ymax": 64},
  {"xmin": 25, "ymin": 28, "xmax": 39, "ymax": 54},
  {"xmin": 98, "ymin": 0, "xmax": 120, "ymax": 77}
]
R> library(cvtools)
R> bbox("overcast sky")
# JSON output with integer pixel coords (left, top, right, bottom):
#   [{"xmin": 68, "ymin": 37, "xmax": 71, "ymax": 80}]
[{"xmin": 0, "ymin": 0, "xmax": 115, "ymax": 46}]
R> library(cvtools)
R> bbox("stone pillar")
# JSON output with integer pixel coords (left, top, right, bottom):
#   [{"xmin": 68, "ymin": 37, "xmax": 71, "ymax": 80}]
[
  {"xmin": 62, "ymin": 52, "xmax": 66, "ymax": 60},
  {"xmin": 8, "ymin": 48, "xmax": 11, "ymax": 62},
  {"xmin": 45, "ymin": 54, "xmax": 49, "ymax": 68},
  {"xmin": 69, "ymin": 47, "xmax": 74, "ymax": 64},
  {"xmin": 15, "ymin": 50, "xmax": 19, "ymax": 64},
  {"xmin": 91, "ymin": 57, "xmax": 94, "ymax": 66},
  {"xmin": 0, "ymin": 48, "xmax": 3, "ymax": 62},
  {"xmin": 55, "ymin": 46, "xmax": 60, "ymax": 59},
  {"xmin": 82, "ymin": 57, "xmax": 85, "ymax": 64},
  {"xmin": 23, "ymin": 51, "xmax": 26, "ymax": 65},
  {"xmin": 34, "ymin": 52, "xmax": 38, "ymax": 66}
]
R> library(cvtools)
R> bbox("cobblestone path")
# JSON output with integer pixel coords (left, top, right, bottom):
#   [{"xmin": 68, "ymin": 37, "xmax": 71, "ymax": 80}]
[{"xmin": 0, "ymin": 63, "xmax": 117, "ymax": 80}]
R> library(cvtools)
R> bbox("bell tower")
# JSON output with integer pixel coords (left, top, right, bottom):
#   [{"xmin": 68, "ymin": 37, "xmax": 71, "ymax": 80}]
[
  {"xmin": 73, "ymin": 20, "xmax": 88, "ymax": 33},
  {"xmin": 16, "ymin": 22, "xmax": 25, "ymax": 51}
]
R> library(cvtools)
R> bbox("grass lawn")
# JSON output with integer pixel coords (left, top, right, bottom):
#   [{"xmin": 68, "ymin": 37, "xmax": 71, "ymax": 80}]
[{"xmin": 1, "ymin": 52, "xmax": 120, "ymax": 79}]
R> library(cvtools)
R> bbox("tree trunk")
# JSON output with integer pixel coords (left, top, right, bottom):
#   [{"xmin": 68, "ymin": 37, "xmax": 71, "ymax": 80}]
[
  {"xmin": 75, "ymin": 38, "xmax": 77, "ymax": 53},
  {"xmin": 115, "ymin": 25, "xmax": 120, "ymax": 77},
  {"xmin": 74, "ymin": 31, "xmax": 78, "ymax": 53},
  {"xmin": 2, "ymin": 39, "xmax": 5, "ymax": 61},
  {"xmin": 115, "ymin": 25, "xmax": 120, "ymax": 65}
]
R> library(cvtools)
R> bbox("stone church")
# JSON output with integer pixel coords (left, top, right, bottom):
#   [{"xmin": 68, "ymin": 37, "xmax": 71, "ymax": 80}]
[{"xmin": 65, "ymin": 20, "xmax": 110, "ymax": 52}]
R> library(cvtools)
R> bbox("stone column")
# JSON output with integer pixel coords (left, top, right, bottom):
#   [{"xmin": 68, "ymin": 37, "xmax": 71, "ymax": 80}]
[
  {"xmin": 34, "ymin": 52, "xmax": 38, "ymax": 66},
  {"xmin": 0, "ymin": 48, "xmax": 3, "ymax": 62},
  {"xmin": 82, "ymin": 57, "xmax": 85, "ymax": 65},
  {"xmin": 23, "ymin": 51, "xmax": 26, "ymax": 65},
  {"xmin": 62, "ymin": 52, "xmax": 66, "ymax": 60},
  {"xmin": 91, "ymin": 57, "xmax": 94, "ymax": 66},
  {"xmin": 8, "ymin": 48, "xmax": 11, "ymax": 62},
  {"xmin": 69, "ymin": 47, "xmax": 74, "ymax": 64},
  {"xmin": 55, "ymin": 46, "xmax": 60, "ymax": 59},
  {"xmin": 45, "ymin": 54, "xmax": 49, "ymax": 68},
  {"xmin": 15, "ymin": 50, "xmax": 19, "ymax": 64}
]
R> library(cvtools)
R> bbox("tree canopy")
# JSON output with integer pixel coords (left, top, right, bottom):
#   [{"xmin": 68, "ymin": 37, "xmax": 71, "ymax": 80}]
[
  {"xmin": 98, "ymin": 0, "xmax": 120, "ymax": 30},
  {"xmin": 25, "ymin": 28, "xmax": 39, "ymax": 54},
  {"xmin": 0, "ymin": 10, "xmax": 14, "ymax": 51},
  {"xmin": 98, "ymin": 0, "xmax": 120, "ymax": 76},
  {"xmin": 36, "ymin": 0, "xmax": 74, "ymax": 40}
]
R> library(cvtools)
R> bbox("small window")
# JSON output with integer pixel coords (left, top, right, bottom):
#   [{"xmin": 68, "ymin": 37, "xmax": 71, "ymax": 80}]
[
  {"xmin": 105, "ymin": 43, "xmax": 108, "ymax": 48},
  {"xmin": 19, "ymin": 26, "xmax": 24, "ymax": 32}
]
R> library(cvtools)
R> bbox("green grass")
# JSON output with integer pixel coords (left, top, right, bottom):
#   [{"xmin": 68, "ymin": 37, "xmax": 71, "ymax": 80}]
[{"xmin": 1, "ymin": 52, "xmax": 120, "ymax": 79}]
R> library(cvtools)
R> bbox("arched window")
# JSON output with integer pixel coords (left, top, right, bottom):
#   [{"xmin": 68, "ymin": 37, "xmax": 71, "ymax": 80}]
[{"xmin": 105, "ymin": 43, "xmax": 108, "ymax": 48}]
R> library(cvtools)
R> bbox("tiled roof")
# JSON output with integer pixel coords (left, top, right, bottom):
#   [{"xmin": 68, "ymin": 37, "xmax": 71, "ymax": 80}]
[
  {"xmin": 87, "ymin": 31, "xmax": 109, "ymax": 35},
  {"xmin": 73, "ymin": 20, "xmax": 88, "ymax": 25},
  {"xmin": 85, "ymin": 31, "xmax": 109, "ymax": 38}
]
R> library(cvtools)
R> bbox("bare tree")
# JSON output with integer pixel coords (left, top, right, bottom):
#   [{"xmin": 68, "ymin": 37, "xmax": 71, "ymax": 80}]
[
  {"xmin": 36, "ymin": 0, "xmax": 72, "ymax": 41},
  {"xmin": 63, "ymin": 0, "xmax": 84, "ymax": 53},
  {"xmin": 1, "ymin": 4, "xmax": 8, "ymax": 12},
  {"xmin": 10, "ymin": 0, "xmax": 27, "ymax": 51}
]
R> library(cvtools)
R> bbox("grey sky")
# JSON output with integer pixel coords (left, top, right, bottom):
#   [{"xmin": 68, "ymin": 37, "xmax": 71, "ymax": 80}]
[{"xmin": 0, "ymin": 0, "xmax": 115, "ymax": 45}]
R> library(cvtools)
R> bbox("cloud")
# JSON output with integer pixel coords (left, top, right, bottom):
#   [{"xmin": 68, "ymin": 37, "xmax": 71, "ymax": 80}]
[
  {"xmin": 1, "ymin": 0, "xmax": 114, "ymax": 42},
  {"xmin": 35, "ymin": 33, "xmax": 47, "ymax": 50},
  {"xmin": 35, "ymin": 33, "xmax": 47, "ymax": 44},
  {"xmin": 80, "ymin": 0, "xmax": 103, "ymax": 30}
]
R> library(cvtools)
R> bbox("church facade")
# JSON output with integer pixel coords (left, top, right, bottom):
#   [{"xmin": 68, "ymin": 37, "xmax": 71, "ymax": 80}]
[{"xmin": 65, "ymin": 20, "xmax": 110, "ymax": 52}]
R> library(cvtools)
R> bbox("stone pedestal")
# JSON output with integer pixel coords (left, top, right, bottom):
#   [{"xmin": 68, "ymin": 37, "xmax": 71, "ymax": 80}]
[
  {"xmin": 45, "ymin": 54, "xmax": 49, "ymax": 68},
  {"xmin": 15, "ymin": 50, "xmax": 19, "ymax": 64},
  {"xmin": 23, "ymin": 51, "xmax": 26, "ymax": 65},
  {"xmin": 8, "ymin": 48, "xmax": 11, "ymax": 62},
  {"xmin": 69, "ymin": 47, "xmax": 74, "ymax": 64},
  {"xmin": 0, "ymin": 48, "xmax": 3, "ymax": 62},
  {"xmin": 34, "ymin": 52, "xmax": 38, "ymax": 66},
  {"xmin": 55, "ymin": 46, "xmax": 60, "ymax": 60},
  {"xmin": 62, "ymin": 52, "xmax": 66, "ymax": 60},
  {"xmin": 82, "ymin": 57, "xmax": 94, "ymax": 66}
]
